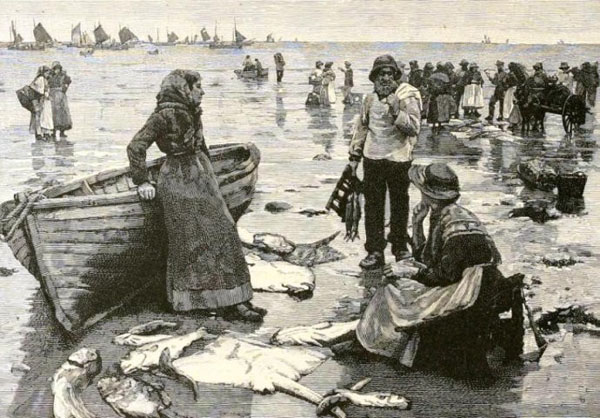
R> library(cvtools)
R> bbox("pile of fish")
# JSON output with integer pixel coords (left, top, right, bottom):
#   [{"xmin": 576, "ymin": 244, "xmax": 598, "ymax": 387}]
[{"xmin": 51, "ymin": 319, "xmax": 410, "ymax": 418}]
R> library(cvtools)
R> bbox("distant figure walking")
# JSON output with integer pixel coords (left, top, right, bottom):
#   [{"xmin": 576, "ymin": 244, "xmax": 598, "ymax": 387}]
[
  {"xmin": 48, "ymin": 61, "xmax": 72, "ymax": 138},
  {"xmin": 427, "ymin": 63, "xmax": 452, "ymax": 134},
  {"xmin": 321, "ymin": 61, "xmax": 336, "ymax": 105},
  {"xmin": 573, "ymin": 62, "xmax": 598, "ymax": 107},
  {"xmin": 339, "ymin": 61, "xmax": 354, "ymax": 104},
  {"xmin": 485, "ymin": 60, "xmax": 508, "ymax": 122},
  {"xmin": 461, "ymin": 63, "xmax": 484, "ymax": 118},
  {"xmin": 454, "ymin": 60, "xmax": 469, "ymax": 118},
  {"xmin": 29, "ymin": 65, "xmax": 54, "ymax": 140},
  {"xmin": 274, "ymin": 52, "xmax": 285, "ymax": 83}
]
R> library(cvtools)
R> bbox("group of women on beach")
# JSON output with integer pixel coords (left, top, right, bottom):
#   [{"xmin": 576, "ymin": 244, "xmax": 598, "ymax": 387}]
[{"xmin": 28, "ymin": 61, "xmax": 72, "ymax": 140}]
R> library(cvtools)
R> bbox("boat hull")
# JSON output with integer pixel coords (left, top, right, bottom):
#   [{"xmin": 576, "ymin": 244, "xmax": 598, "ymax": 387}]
[
  {"xmin": 234, "ymin": 68, "xmax": 269, "ymax": 80},
  {"xmin": 0, "ymin": 143, "xmax": 260, "ymax": 333}
]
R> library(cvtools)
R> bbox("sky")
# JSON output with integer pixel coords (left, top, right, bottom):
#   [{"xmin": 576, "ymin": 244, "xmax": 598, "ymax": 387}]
[{"xmin": 2, "ymin": 0, "xmax": 600, "ymax": 44}]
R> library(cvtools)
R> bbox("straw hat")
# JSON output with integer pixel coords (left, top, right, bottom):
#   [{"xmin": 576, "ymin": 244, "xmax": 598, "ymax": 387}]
[{"xmin": 409, "ymin": 163, "xmax": 460, "ymax": 201}]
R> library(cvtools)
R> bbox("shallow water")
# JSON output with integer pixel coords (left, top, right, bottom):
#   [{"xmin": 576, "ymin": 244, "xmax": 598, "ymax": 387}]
[{"xmin": 0, "ymin": 42, "xmax": 599, "ymax": 417}]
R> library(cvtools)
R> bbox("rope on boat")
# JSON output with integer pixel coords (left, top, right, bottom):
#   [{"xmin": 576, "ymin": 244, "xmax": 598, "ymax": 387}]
[{"xmin": 2, "ymin": 193, "xmax": 45, "ymax": 242}]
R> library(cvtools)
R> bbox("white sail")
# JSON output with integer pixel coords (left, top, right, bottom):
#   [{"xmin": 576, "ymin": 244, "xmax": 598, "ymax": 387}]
[{"xmin": 72, "ymin": 23, "xmax": 82, "ymax": 46}]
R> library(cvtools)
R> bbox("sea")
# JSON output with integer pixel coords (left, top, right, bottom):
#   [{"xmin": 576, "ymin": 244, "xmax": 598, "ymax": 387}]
[{"xmin": 0, "ymin": 41, "xmax": 599, "ymax": 417}]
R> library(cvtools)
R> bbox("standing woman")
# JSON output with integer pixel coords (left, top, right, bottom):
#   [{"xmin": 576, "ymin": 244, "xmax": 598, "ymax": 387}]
[
  {"xmin": 321, "ymin": 61, "xmax": 336, "ymax": 106},
  {"xmin": 274, "ymin": 52, "xmax": 285, "ymax": 83},
  {"xmin": 48, "ymin": 61, "xmax": 73, "ymax": 139},
  {"xmin": 127, "ymin": 69, "xmax": 266, "ymax": 321},
  {"xmin": 461, "ymin": 63, "xmax": 484, "ymax": 118},
  {"xmin": 29, "ymin": 66, "xmax": 54, "ymax": 140}
]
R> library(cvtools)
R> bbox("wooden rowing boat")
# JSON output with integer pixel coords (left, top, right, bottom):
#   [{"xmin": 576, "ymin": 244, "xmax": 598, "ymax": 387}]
[
  {"xmin": 0, "ymin": 143, "xmax": 260, "ymax": 334},
  {"xmin": 234, "ymin": 68, "xmax": 269, "ymax": 80}
]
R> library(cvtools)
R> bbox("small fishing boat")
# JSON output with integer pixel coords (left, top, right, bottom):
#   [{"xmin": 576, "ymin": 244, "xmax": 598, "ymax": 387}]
[
  {"xmin": 0, "ymin": 143, "xmax": 260, "ymax": 334},
  {"xmin": 234, "ymin": 68, "xmax": 269, "ymax": 80}
]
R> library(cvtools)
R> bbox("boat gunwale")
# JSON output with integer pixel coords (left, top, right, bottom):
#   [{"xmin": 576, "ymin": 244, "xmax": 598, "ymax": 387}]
[{"xmin": 38, "ymin": 142, "xmax": 257, "ymax": 200}]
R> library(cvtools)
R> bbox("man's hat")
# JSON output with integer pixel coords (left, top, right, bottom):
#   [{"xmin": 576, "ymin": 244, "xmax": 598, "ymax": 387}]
[
  {"xmin": 469, "ymin": 62, "xmax": 479, "ymax": 69},
  {"xmin": 51, "ymin": 61, "xmax": 62, "ymax": 69},
  {"xmin": 496, "ymin": 60, "xmax": 504, "ymax": 66},
  {"xmin": 368, "ymin": 54, "xmax": 399, "ymax": 82},
  {"xmin": 460, "ymin": 59, "xmax": 469, "ymax": 66},
  {"xmin": 533, "ymin": 62, "xmax": 543, "ymax": 70},
  {"xmin": 409, "ymin": 60, "xmax": 418, "ymax": 66},
  {"xmin": 559, "ymin": 62, "xmax": 570, "ymax": 70},
  {"xmin": 316, "ymin": 60, "xmax": 324, "ymax": 67},
  {"xmin": 445, "ymin": 61, "xmax": 455, "ymax": 69},
  {"xmin": 424, "ymin": 62, "xmax": 434, "ymax": 70},
  {"xmin": 409, "ymin": 163, "xmax": 460, "ymax": 201},
  {"xmin": 344, "ymin": 61, "xmax": 351, "ymax": 67},
  {"xmin": 325, "ymin": 61, "xmax": 333, "ymax": 68}
]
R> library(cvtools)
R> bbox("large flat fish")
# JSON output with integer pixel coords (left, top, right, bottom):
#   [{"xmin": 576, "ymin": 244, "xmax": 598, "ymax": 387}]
[
  {"xmin": 160, "ymin": 334, "xmax": 330, "ymax": 393},
  {"xmin": 246, "ymin": 253, "xmax": 315, "ymax": 295},
  {"xmin": 271, "ymin": 320, "xmax": 359, "ymax": 347},
  {"xmin": 120, "ymin": 328, "xmax": 209, "ymax": 374},
  {"xmin": 52, "ymin": 348, "xmax": 102, "ymax": 418},
  {"xmin": 97, "ymin": 376, "xmax": 184, "ymax": 418}
]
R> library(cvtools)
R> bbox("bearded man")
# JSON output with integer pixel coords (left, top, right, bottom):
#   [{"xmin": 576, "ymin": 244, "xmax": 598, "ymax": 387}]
[{"xmin": 348, "ymin": 55, "xmax": 422, "ymax": 269}]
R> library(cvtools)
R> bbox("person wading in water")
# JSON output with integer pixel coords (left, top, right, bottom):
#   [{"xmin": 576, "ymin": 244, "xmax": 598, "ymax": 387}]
[{"xmin": 127, "ymin": 69, "xmax": 266, "ymax": 321}]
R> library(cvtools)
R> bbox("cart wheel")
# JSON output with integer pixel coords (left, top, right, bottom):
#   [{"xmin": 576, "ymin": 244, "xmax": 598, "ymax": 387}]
[{"xmin": 562, "ymin": 95, "xmax": 583, "ymax": 136}]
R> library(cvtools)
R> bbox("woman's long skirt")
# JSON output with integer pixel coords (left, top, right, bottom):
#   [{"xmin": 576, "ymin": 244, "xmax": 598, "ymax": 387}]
[
  {"xmin": 29, "ymin": 97, "xmax": 54, "ymax": 135},
  {"xmin": 157, "ymin": 152, "xmax": 253, "ymax": 311},
  {"xmin": 50, "ymin": 88, "xmax": 73, "ymax": 131},
  {"xmin": 461, "ymin": 84, "xmax": 484, "ymax": 109},
  {"xmin": 502, "ymin": 86, "xmax": 516, "ymax": 120}
]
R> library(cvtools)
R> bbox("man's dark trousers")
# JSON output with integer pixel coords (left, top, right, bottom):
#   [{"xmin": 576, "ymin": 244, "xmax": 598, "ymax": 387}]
[{"xmin": 363, "ymin": 157, "xmax": 411, "ymax": 256}]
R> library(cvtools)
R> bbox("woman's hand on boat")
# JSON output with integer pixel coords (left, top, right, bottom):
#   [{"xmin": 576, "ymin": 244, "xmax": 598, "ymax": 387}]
[{"xmin": 137, "ymin": 182, "xmax": 156, "ymax": 200}]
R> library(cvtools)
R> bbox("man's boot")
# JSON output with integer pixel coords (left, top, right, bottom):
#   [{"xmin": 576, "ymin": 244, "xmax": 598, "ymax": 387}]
[
  {"xmin": 359, "ymin": 251, "xmax": 385, "ymax": 270},
  {"xmin": 486, "ymin": 102, "xmax": 495, "ymax": 121},
  {"xmin": 497, "ymin": 101, "xmax": 504, "ymax": 121}
]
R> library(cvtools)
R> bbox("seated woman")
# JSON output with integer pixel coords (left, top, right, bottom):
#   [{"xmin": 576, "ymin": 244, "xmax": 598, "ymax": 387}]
[
  {"xmin": 356, "ymin": 163, "xmax": 520, "ymax": 376},
  {"xmin": 127, "ymin": 69, "xmax": 266, "ymax": 321}
]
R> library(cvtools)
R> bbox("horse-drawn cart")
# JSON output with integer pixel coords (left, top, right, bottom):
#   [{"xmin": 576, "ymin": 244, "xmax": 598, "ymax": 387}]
[
  {"xmin": 511, "ymin": 63, "xmax": 588, "ymax": 136},
  {"xmin": 535, "ymin": 85, "xmax": 587, "ymax": 136}
]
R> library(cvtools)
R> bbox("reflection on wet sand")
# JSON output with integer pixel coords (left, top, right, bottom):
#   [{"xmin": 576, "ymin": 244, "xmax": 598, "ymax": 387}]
[
  {"xmin": 275, "ymin": 94, "xmax": 286, "ymax": 128},
  {"xmin": 29, "ymin": 140, "xmax": 75, "ymax": 188}
]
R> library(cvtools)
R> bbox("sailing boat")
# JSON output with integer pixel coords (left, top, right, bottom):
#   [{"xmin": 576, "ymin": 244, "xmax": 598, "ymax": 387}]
[
  {"xmin": 71, "ymin": 23, "xmax": 82, "ymax": 46},
  {"xmin": 266, "ymin": 33, "xmax": 275, "ymax": 43},
  {"xmin": 209, "ymin": 19, "xmax": 251, "ymax": 49},
  {"xmin": 7, "ymin": 20, "xmax": 39, "ymax": 50},
  {"xmin": 167, "ymin": 31, "xmax": 179, "ymax": 44},
  {"xmin": 33, "ymin": 23, "xmax": 53, "ymax": 46},
  {"xmin": 118, "ymin": 26, "xmax": 138, "ymax": 45},
  {"xmin": 94, "ymin": 24, "xmax": 110, "ymax": 45},
  {"xmin": 200, "ymin": 27, "xmax": 211, "ymax": 42}
]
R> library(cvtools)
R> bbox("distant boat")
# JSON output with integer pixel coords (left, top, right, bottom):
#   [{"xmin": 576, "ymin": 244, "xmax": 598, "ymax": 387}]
[
  {"xmin": 7, "ymin": 20, "xmax": 41, "ymax": 50},
  {"xmin": 33, "ymin": 23, "xmax": 53, "ymax": 46},
  {"xmin": 94, "ymin": 24, "xmax": 110, "ymax": 45},
  {"xmin": 118, "ymin": 26, "xmax": 138, "ymax": 45},
  {"xmin": 482, "ymin": 34, "xmax": 491, "ymax": 44},
  {"xmin": 266, "ymin": 33, "xmax": 275, "ymax": 43},
  {"xmin": 147, "ymin": 34, "xmax": 153, "ymax": 43},
  {"xmin": 557, "ymin": 39, "xmax": 565, "ymax": 45},
  {"xmin": 209, "ymin": 19, "xmax": 251, "ymax": 49},
  {"xmin": 72, "ymin": 23, "xmax": 82, "ymax": 46},
  {"xmin": 167, "ymin": 31, "xmax": 179, "ymax": 44},
  {"xmin": 200, "ymin": 27, "xmax": 211, "ymax": 42}
]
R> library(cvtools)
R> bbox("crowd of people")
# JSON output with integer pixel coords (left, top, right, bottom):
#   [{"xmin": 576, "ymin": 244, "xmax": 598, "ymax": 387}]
[
  {"xmin": 27, "ymin": 61, "xmax": 72, "ymax": 141},
  {"xmin": 306, "ymin": 56, "xmax": 599, "ymax": 132}
]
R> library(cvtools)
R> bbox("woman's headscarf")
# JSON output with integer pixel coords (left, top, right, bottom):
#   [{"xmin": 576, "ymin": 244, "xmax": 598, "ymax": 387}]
[
  {"xmin": 37, "ymin": 65, "xmax": 50, "ymax": 77},
  {"xmin": 156, "ymin": 69, "xmax": 201, "ymax": 109}
]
